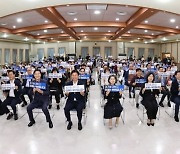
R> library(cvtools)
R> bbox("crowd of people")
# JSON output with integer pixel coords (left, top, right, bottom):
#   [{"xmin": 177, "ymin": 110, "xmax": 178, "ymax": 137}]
[{"xmin": 0, "ymin": 55, "xmax": 179, "ymax": 130}]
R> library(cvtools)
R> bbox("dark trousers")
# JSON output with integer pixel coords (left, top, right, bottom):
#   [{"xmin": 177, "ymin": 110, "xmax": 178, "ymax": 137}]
[
  {"xmin": 174, "ymin": 96, "xmax": 180, "ymax": 117},
  {"xmin": 1, "ymin": 97, "xmax": 20, "ymax": 115},
  {"xmin": 142, "ymin": 99, "xmax": 158, "ymax": 119},
  {"xmin": 27, "ymin": 100, "xmax": 51, "ymax": 122},
  {"xmin": 64, "ymin": 101, "xmax": 85, "ymax": 123},
  {"xmin": 160, "ymin": 88, "xmax": 171, "ymax": 104},
  {"xmin": 20, "ymin": 88, "xmax": 33, "ymax": 103},
  {"xmin": 49, "ymin": 90, "xmax": 60, "ymax": 105}
]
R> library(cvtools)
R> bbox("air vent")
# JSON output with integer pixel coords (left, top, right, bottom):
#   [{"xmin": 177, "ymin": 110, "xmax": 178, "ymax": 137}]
[
  {"xmin": 116, "ymin": 12, "xmax": 127, "ymax": 16},
  {"xmin": 67, "ymin": 12, "xmax": 77, "ymax": 15},
  {"xmin": 86, "ymin": 4, "xmax": 107, "ymax": 10}
]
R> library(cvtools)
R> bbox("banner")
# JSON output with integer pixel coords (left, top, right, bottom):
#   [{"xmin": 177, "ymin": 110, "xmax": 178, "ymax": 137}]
[
  {"xmin": 48, "ymin": 73, "xmax": 62, "ymax": 78},
  {"xmin": 79, "ymin": 74, "xmax": 90, "ymax": 80},
  {"xmin": 30, "ymin": 82, "xmax": 46, "ymax": 90},
  {"xmin": 104, "ymin": 85, "xmax": 124, "ymax": 92},
  {"xmin": 64, "ymin": 85, "xmax": 85, "ymax": 92},
  {"xmin": 1, "ymin": 83, "xmax": 15, "ymax": 90},
  {"xmin": 22, "ymin": 75, "xmax": 33, "ymax": 79},
  {"xmin": 135, "ymin": 79, "xmax": 146, "ymax": 83},
  {"xmin": 145, "ymin": 83, "xmax": 161, "ymax": 89}
]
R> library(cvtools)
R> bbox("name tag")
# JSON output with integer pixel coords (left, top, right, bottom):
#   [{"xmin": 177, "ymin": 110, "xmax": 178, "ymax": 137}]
[
  {"xmin": 145, "ymin": 83, "xmax": 161, "ymax": 90},
  {"xmin": 30, "ymin": 82, "xmax": 46, "ymax": 90},
  {"xmin": 48, "ymin": 73, "xmax": 62, "ymax": 78},
  {"xmin": 104, "ymin": 85, "xmax": 124, "ymax": 92},
  {"xmin": 64, "ymin": 85, "xmax": 84, "ymax": 92},
  {"xmin": 1, "ymin": 84, "xmax": 15, "ymax": 90}
]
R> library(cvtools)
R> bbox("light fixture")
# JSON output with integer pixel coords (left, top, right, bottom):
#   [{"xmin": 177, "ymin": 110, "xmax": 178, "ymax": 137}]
[
  {"xmin": 50, "ymin": 38, "xmax": 53, "ymax": 40},
  {"xmin": 119, "ymin": 36, "xmax": 121, "ymax": 38},
  {"xmin": 94, "ymin": 27, "xmax": 98, "ymax": 30},
  {"xmin": 57, "ymin": 41, "xmax": 60, "ymax": 43},
  {"xmin": 24, "ymin": 37, "xmax": 29, "ymax": 41},
  {"xmin": 151, "ymin": 40, "xmax": 154, "ymax": 43},
  {"xmin": 94, "ymin": 10, "xmax": 101, "ymax": 15},
  {"xmin": 2, "ymin": 33, "xmax": 8, "ymax": 38},
  {"xmin": 176, "ymin": 26, "xmax": 179, "ymax": 29},
  {"xmin": 61, "ymin": 31, "xmax": 64, "ymax": 33},
  {"xmin": 44, "ymin": 20, "xmax": 48, "ymax": 23},
  {"xmin": 116, "ymin": 18, "xmax": 119, "ymax": 21},
  {"xmin": 84, "ymin": 36, "xmax": 87, "ymax": 38},
  {"xmin": 70, "ymin": 37, "xmax": 72, "ymax": 39},
  {"xmin": 67, "ymin": 12, "xmax": 77, "ymax": 15},
  {"xmin": 108, "ymin": 40, "xmax": 111, "ymax": 42},
  {"xmin": 144, "ymin": 41, "xmax": 148, "ymax": 44},
  {"xmin": 13, "ymin": 25, "xmax": 16, "ymax": 29},
  {"xmin": 44, "ymin": 30, "xmax": 48, "ymax": 33},
  {"xmin": 81, "ymin": 30, "xmax": 84, "ymax": 32},
  {"xmin": 1, "ymin": 23, "xmax": 7, "ymax": 26},
  {"xmin": 43, "ymin": 42, "xmax": 46, "ymax": 44},
  {"xmin": 37, "ymin": 33, "xmax": 40, "ymax": 35},
  {"xmin": 151, "ymin": 33, "xmax": 154, "ymax": 35},
  {"xmin": 74, "ymin": 18, "xmax": 77, "ymax": 21},
  {"xmin": 36, "ymin": 40, "xmax": 40, "ymax": 43},
  {"xmin": 116, "ymin": 11, "xmax": 127, "ymax": 16},
  {"xmin": 145, "ymin": 20, "xmax": 148, "ymax": 23},
  {"xmin": 144, "ymin": 30, "xmax": 148, "ymax": 33},
  {"xmin": 138, "ymin": 38, "xmax": 140, "ymax": 40},
  {"xmin": 128, "ymin": 31, "xmax": 130, "ymax": 33},
  {"xmin": 130, "ymin": 41, "xmax": 134, "ymax": 43},
  {"xmin": 66, "ymin": 4, "xmax": 70, "ymax": 7},
  {"xmin": 170, "ymin": 18, "xmax": 175, "ymax": 23},
  {"xmin": 162, "ymin": 37, "xmax": 167, "ymax": 41},
  {"xmin": 80, "ymin": 40, "xmax": 82, "ymax": 42},
  {"xmin": 17, "ymin": 18, "xmax": 22, "ymax": 23},
  {"xmin": 108, "ymin": 30, "xmax": 111, "ymax": 32}
]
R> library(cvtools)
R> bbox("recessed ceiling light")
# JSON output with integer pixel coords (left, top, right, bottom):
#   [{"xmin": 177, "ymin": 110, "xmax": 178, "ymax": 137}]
[
  {"xmin": 81, "ymin": 30, "xmax": 84, "ymax": 32},
  {"xmin": 145, "ymin": 20, "xmax": 148, "ymax": 23},
  {"xmin": 128, "ymin": 31, "xmax": 130, "ymax": 33},
  {"xmin": 67, "ymin": 12, "xmax": 77, "ymax": 15},
  {"xmin": 176, "ymin": 39, "xmax": 179, "ymax": 41},
  {"xmin": 1, "ymin": 23, "xmax": 7, "ymax": 26},
  {"xmin": 24, "ymin": 37, "xmax": 29, "ymax": 41},
  {"xmin": 43, "ymin": 42, "xmax": 46, "ymax": 44},
  {"xmin": 152, "ymin": 33, "xmax": 154, "ymax": 35},
  {"xmin": 116, "ymin": 11, "xmax": 127, "ymax": 16},
  {"xmin": 108, "ymin": 30, "xmax": 111, "ymax": 32},
  {"xmin": 151, "ymin": 40, "xmax": 154, "ymax": 43},
  {"xmin": 61, "ymin": 31, "xmax": 64, "ymax": 33},
  {"xmin": 66, "ymin": 5, "xmax": 70, "ymax": 7},
  {"xmin": 94, "ymin": 27, "xmax": 98, "ymax": 30},
  {"xmin": 119, "ymin": 37, "xmax": 121, "ymax": 38},
  {"xmin": 138, "ymin": 38, "xmax": 140, "ymax": 40},
  {"xmin": 74, "ymin": 18, "xmax": 77, "ymax": 21},
  {"xmin": 44, "ymin": 20, "xmax": 48, "ymax": 23},
  {"xmin": 176, "ymin": 26, "xmax": 179, "ymax": 29},
  {"xmin": 37, "ymin": 33, "xmax": 40, "ymax": 35},
  {"xmin": 44, "ymin": 30, "xmax": 48, "ymax": 33},
  {"xmin": 116, "ymin": 18, "xmax": 119, "ymax": 21},
  {"xmin": 50, "ymin": 38, "xmax": 53, "ymax": 40},
  {"xmin": 17, "ymin": 18, "xmax": 22, "ymax": 23},
  {"xmin": 130, "ymin": 41, "xmax": 134, "ymax": 43},
  {"xmin": 94, "ymin": 10, "xmax": 101, "ymax": 15},
  {"xmin": 36, "ymin": 40, "xmax": 40, "ymax": 43},
  {"xmin": 2, "ymin": 33, "xmax": 8, "ymax": 38},
  {"xmin": 13, "ymin": 25, "xmax": 16, "ymax": 29},
  {"xmin": 70, "ymin": 37, "xmax": 72, "ymax": 39},
  {"xmin": 84, "ymin": 36, "xmax": 87, "ymax": 38},
  {"xmin": 144, "ymin": 41, "xmax": 148, "ymax": 44},
  {"xmin": 108, "ymin": 40, "xmax": 111, "ymax": 42},
  {"xmin": 170, "ymin": 18, "xmax": 175, "ymax": 23},
  {"xmin": 80, "ymin": 40, "xmax": 82, "ymax": 42},
  {"xmin": 57, "ymin": 41, "xmax": 60, "ymax": 43},
  {"xmin": 144, "ymin": 30, "xmax": 148, "ymax": 33}
]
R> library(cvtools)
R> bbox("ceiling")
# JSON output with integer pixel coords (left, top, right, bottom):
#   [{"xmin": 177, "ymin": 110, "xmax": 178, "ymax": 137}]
[{"xmin": 0, "ymin": 3, "xmax": 179, "ymax": 44}]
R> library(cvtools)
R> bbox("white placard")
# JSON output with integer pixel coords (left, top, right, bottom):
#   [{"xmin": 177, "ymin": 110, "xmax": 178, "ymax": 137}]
[
  {"xmin": 1, "ymin": 84, "xmax": 15, "ymax": 90},
  {"xmin": 145, "ymin": 83, "xmax": 161, "ymax": 90},
  {"xmin": 1, "ymin": 76, "xmax": 9, "ymax": 81},
  {"xmin": 48, "ymin": 73, "xmax": 62, "ymax": 78},
  {"xmin": 129, "ymin": 70, "xmax": 136, "ymax": 75},
  {"xmin": 41, "ymin": 68, "xmax": 47, "ymax": 73},
  {"xmin": 101, "ymin": 73, "xmax": 110, "ymax": 78},
  {"xmin": 64, "ymin": 85, "xmax": 85, "ymax": 92}
]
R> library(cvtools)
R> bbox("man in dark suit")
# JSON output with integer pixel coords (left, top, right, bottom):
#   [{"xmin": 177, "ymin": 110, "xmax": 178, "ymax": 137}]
[
  {"xmin": 20, "ymin": 67, "xmax": 33, "ymax": 107},
  {"xmin": 1, "ymin": 70, "xmax": 22, "ymax": 120},
  {"xmin": 27, "ymin": 69, "xmax": 53, "ymax": 128},
  {"xmin": 170, "ymin": 71, "xmax": 180, "ymax": 122},
  {"xmin": 64, "ymin": 70, "xmax": 86, "ymax": 131}
]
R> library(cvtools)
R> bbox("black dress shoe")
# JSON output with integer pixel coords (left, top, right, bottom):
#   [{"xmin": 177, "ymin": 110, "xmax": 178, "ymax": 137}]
[
  {"xmin": 28, "ymin": 121, "xmax": 35, "ymax": 127},
  {"xmin": 57, "ymin": 105, "xmax": 60, "ymax": 110},
  {"xmin": 78, "ymin": 122, "xmax": 82, "ymax": 130},
  {"xmin": 147, "ymin": 123, "xmax": 151, "ymax": 126},
  {"xmin": 174, "ymin": 116, "xmax": 179, "ymax": 122},
  {"xmin": 49, "ymin": 121, "xmax": 53, "ymax": 128},
  {"xmin": 67, "ymin": 121, "xmax": 73, "ymax": 130},
  {"xmin": 167, "ymin": 102, "xmax": 171, "ymax": 107},
  {"xmin": 14, "ymin": 114, "xmax": 18, "ymax": 120},
  {"xmin": 151, "ymin": 123, "xmax": 155, "ymax": 126},
  {"xmin": 129, "ymin": 94, "xmax": 132, "ymax": 98},
  {"xmin": 48, "ymin": 105, "xmax": 52, "ymax": 109},
  {"xmin": 133, "ymin": 94, "xmax": 135, "ymax": 98},
  {"xmin": 7, "ymin": 112, "xmax": 13, "ymax": 120},
  {"xmin": 136, "ymin": 103, "xmax": 139, "ymax": 109},
  {"xmin": 159, "ymin": 103, "xmax": 164, "ymax": 107}
]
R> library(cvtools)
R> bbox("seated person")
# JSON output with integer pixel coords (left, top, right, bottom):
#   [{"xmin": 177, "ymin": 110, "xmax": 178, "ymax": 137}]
[
  {"xmin": 27, "ymin": 69, "xmax": 53, "ymax": 128},
  {"xmin": 20, "ymin": 67, "xmax": 33, "ymax": 107},
  {"xmin": 64, "ymin": 70, "xmax": 86, "ymax": 131},
  {"xmin": 1, "ymin": 70, "xmax": 22, "ymax": 120},
  {"xmin": 170, "ymin": 71, "xmax": 180, "ymax": 122},
  {"xmin": 140, "ymin": 72, "xmax": 161, "ymax": 126},
  {"xmin": 104, "ymin": 75, "xmax": 123, "ymax": 129},
  {"xmin": 48, "ymin": 67, "xmax": 64, "ymax": 110}
]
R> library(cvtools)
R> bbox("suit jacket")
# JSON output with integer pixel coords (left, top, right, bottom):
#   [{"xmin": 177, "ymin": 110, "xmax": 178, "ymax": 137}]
[
  {"xmin": 66, "ymin": 80, "xmax": 85, "ymax": 104},
  {"xmin": 30, "ymin": 79, "xmax": 49, "ymax": 102},
  {"xmin": 5, "ymin": 79, "xmax": 22, "ymax": 100},
  {"xmin": 170, "ymin": 78, "xmax": 179, "ymax": 102}
]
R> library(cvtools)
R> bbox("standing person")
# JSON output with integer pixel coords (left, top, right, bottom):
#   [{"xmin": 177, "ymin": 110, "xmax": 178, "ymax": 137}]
[
  {"xmin": 104, "ymin": 75, "xmax": 123, "ymax": 129},
  {"xmin": 170, "ymin": 71, "xmax": 180, "ymax": 122},
  {"xmin": 140, "ymin": 73, "xmax": 161, "ymax": 126},
  {"xmin": 64, "ymin": 70, "xmax": 86, "ymax": 131},
  {"xmin": 27, "ymin": 69, "xmax": 53, "ymax": 128}
]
